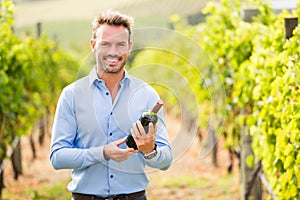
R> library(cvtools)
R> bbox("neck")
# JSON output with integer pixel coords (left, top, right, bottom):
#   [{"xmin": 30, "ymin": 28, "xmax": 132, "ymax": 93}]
[
  {"xmin": 102, "ymin": 72, "xmax": 123, "ymax": 88},
  {"xmin": 98, "ymin": 69, "xmax": 124, "ymax": 102}
]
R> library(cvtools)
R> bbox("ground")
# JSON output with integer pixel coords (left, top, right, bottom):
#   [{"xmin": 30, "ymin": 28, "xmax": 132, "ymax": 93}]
[{"xmin": 2, "ymin": 115, "xmax": 240, "ymax": 200}]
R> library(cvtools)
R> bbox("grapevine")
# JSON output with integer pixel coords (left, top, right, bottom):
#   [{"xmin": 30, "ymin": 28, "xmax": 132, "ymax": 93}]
[
  {"xmin": 0, "ymin": 0, "xmax": 79, "ymax": 184},
  {"xmin": 134, "ymin": 0, "xmax": 300, "ymax": 198}
]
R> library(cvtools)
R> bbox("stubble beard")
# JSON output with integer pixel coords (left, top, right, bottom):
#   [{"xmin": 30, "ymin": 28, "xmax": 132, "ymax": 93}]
[{"xmin": 97, "ymin": 56, "xmax": 127, "ymax": 74}]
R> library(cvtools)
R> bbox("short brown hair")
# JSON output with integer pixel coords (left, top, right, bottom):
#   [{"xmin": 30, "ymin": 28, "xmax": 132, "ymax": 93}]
[{"xmin": 92, "ymin": 9, "xmax": 134, "ymax": 40}]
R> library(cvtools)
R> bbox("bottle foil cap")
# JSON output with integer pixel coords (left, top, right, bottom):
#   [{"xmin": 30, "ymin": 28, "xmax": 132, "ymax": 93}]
[{"xmin": 151, "ymin": 100, "xmax": 164, "ymax": 113}]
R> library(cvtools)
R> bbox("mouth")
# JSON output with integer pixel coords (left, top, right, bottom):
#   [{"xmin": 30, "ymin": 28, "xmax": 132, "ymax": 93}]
[{"xmin": 104, "ymin": 55, "xmax": 122, "ymax": 65}]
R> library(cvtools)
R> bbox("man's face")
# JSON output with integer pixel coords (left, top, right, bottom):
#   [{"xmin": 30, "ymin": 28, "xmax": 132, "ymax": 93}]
[{"xmin": 91, "ymin": 24, "xmax": 132, "ymax": 75}]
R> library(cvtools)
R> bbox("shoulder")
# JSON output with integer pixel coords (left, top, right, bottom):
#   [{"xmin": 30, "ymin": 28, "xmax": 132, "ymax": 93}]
[
  {"xmin": 126, "ymin": 74, "xmax": 160, "ymax": 107},
  {"xmin": 127, "ymin": 74, "xmax": 145, "ymax": 85},
  {"xmin": 60, "ymin": 76, "xmax": 90, "ymax": 98},
  {"xmin": 127, "ymin": 74, "xmax": 158, "ymax": 95}
]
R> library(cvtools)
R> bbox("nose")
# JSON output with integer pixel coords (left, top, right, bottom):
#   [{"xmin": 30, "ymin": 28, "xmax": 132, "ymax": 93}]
[{"xmin": 108, "ymin": 44, "xmax": 118, "ymax": 55}]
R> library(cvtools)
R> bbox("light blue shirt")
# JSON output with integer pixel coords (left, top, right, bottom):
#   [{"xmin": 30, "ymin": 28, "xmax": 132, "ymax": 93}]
[{"xmin": 50, "ymin": 66, "xmax": 173, "ymax": 197}]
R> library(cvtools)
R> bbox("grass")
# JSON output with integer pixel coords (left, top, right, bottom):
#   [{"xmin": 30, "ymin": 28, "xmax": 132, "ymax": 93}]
[
  {"xmin": 147, "ymin": 173, "xmax": 240, "ymax": 200},
  {"xmin": 151, "ymin": 174, "xmax": 209, "ymax": 188},
  {"xmin": 2, "ymin": 181, "xmax": 71, "ymax": 200},
  {"xmin": 2, "ymin": 174, "xmax": 238, "ymax": 200},
  {"xmin": 15, "ymin": 19, "xmax": 91, "ymax": 52},
  {"xmin": 28, "ymin": 183, "xmax": 71, "ymax": 200}
]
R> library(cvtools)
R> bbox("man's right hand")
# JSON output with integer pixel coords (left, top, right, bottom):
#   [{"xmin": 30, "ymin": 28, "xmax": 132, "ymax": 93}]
[{"xmin": 103, "ymin": 137, "xmax": 138, "ymax": 162}]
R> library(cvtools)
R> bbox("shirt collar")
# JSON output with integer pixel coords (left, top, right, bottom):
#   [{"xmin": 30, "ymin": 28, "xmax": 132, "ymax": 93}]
[
  {"xmin": 88, "ymin": 65, "xmax": 98, "ymax": 86},
  {"xmin": 88, "ymin": 65, "xmax": 130, "ymax": 87}
]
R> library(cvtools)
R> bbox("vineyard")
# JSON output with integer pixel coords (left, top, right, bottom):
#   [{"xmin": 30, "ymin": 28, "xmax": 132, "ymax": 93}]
[
  {"xmin": 181, "ymin": 0, "xmax": 300, "ymax": 199},
  {"xmin": 1, "ymin": 0, "xmax": 300, "ymax": 199},
  {"xmin": 129, "ymin": 0, "xmax": 300, "ymax": 199},
  {"xmin": 0, "ymin": 0, "xmax": 79, "ymax": 197}
]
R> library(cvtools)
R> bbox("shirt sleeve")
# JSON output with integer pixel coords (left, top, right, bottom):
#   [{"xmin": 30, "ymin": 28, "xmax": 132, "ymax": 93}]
[
  {"xmin": 50, "ymin": 86, "xmax": 106, "ymax": 170},
  {"xmin": 143, "ymin": 103, "xmax": 173, "ymax": 170}
]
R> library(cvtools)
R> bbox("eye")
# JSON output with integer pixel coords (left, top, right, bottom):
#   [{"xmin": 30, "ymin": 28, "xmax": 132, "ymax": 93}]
[
  {"xmin": 100, "ymin": 42, "xmax": 110, "ymax": 47},
  {"xmin": 118, "ymin": 42, "xmax": 126, "ymax": 47}
]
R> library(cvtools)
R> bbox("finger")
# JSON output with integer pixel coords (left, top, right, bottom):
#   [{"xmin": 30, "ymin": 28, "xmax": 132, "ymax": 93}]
[
  {"xmin": 131, "ymin": 126, "xmax": 140, "ymax": 145},
  {"xmin": 127, "ymin": 148, "xmax": 139, "ymax": 153},
  {"xmin": 115, "ymin": 137, "xmax": 127, "ymax": 146},
  {"xmin": 132, "ymin": 122, "xmax": 142, "ymax": 137},
  {"xmin": 136, "ymin": 121, "xmax": 145, "ymax": 135},
  {"xmin": 136, "ymin": 121, "xmax": 146, "ymax": 136},
  {"xmin": 148, "ymin": 122, "xmax": 155, "ymax": 136},
  {"xmin": 153, "ymin": 125, "xmax": 157, "ymax": 134},
  {"xmin": 113, "ymin": 148, "xmax": 135, "ymax": 162}
]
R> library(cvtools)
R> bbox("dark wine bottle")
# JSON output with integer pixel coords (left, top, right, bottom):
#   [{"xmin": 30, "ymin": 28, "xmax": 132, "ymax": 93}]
[{"xmin": 126, "ymin": 100, "xmax": 164, "ymax": 150}]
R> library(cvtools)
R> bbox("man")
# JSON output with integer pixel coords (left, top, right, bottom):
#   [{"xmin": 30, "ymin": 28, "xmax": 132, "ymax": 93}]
[{"xmin": 50, "ymin": 9, "xmax": 173, "ymax": 200}]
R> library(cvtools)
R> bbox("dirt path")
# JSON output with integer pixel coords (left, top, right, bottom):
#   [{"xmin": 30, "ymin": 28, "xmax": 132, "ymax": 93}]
[
  {"xmin": 3, "ymin": 115, "xmax": 240, "ymax": 200},
  {"xmin": 3, "ymin": 132, "xmax": 71, "ymax": 199},
  {"xmin": 146, "ymin": 116, "xmax": 240, "ymax": 200}
]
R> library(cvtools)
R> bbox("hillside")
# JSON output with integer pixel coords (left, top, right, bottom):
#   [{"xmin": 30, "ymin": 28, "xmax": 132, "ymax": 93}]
[
  {"xmin": 14, "ymin": 0, "xmax": 208, "ymax": 50},
  {"xmin": 14, "ymin": 0, "xmax": 207, "ymax": 27}
]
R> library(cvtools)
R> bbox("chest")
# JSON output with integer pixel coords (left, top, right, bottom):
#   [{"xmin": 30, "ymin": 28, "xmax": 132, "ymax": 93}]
[{"xmin": 73, "ymin": 84, "xmax": 146, "ymax": 146}]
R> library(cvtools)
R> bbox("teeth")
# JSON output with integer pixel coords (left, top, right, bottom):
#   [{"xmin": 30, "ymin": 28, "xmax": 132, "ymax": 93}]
[
  {"xmin": 106, "ymin": 58, "xmax": 119, "ymax": 62},
  {"xmin": 107, "ymin": 59, "xmax": 118, "ymax": 63}
]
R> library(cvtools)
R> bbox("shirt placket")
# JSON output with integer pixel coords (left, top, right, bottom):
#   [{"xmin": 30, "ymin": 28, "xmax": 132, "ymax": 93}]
[
  {"xmin": 96, "ymin": 78, "xmax": 127, "ymax": 195},
  {"xmin": 95, "ymin": 80, "xmax": 115, "ymax": 195}
]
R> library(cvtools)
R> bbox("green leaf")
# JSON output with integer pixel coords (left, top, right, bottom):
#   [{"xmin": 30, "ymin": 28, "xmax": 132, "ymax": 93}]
[
  {"xmin": 284, "ymin": 155, "xmax": 294, "ymax": 170},
  {"xmin": 246, "ymin": 155, "xmax": 254, "ymax": 168}
]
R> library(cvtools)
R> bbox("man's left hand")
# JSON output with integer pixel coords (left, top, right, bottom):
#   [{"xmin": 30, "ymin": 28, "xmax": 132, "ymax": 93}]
[{"xmin": 130, "ymin": 121, "xmax": 157, "ymax": 154}]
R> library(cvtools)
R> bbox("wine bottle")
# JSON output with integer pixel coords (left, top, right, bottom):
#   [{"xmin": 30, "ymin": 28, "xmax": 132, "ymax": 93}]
[{"xmin": 126, "ymin": 100, "xmax": 164, "ymax": 150}]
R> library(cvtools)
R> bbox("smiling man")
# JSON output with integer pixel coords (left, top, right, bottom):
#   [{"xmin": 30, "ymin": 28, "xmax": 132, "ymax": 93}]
[{"xmin": 50, "ymin": 10, "xmax": 173, "ymax": 200}]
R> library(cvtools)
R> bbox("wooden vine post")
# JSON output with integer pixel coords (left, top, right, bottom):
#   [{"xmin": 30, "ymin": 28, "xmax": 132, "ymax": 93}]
[
  {"xmin": 11, "ymin": 138, "xmax": 22, "ymax": 180},
  {"xmin": 284, "ymin": 16, "xmax": 298, "ymax": 39},
  {"xmin": 241, "ymin": 7, "xmax": 263, "ymax": 200},
  {"xmin": 240, "ymin": 124, "xmax": 262, "ymax": 200},
  {"xmin": 36, "ymin": 21, "xmax": 42, "ymax": 38},
  {"xmin": 242, "ymin": 7, "xmax": 258, "ymax": 23}
]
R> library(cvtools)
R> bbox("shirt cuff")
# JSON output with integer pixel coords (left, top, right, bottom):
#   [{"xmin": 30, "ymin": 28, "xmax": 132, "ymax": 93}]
[{"xmin": 88, "ymin": 146, "xmax": 106, "ymax": 163}]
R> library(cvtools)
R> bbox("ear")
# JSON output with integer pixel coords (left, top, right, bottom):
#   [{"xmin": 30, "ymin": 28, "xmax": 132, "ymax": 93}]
[
  {"xmin": 128, "ymin": 40, "xmax": 133, "ymax": 54},
  {"xmin": 90, "ymin": 39, "xmax": 96, "ymax": 53}
]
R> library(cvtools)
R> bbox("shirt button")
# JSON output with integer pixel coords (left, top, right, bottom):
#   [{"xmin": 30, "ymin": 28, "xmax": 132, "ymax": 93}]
[
  {"xmin": 110, "ymin": 175, "xmax": 113, "ymax": 178},
  {"xmin": 106, "ymin": 92, "xmax": 109, "ymax": 95},
  {"xmin": 110, "ymin": 112, "xmax": 112, "ymax": 115},
  {"xmin": 109, "ymin": 132, "xmax": 112, "ymax": 136}
]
